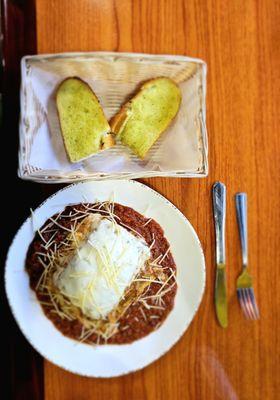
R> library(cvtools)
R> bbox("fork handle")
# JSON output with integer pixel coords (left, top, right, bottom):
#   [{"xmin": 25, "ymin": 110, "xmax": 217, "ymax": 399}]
[{"xmin": 235, "ymin": 193, "xmax": 248, "ymax": 267}]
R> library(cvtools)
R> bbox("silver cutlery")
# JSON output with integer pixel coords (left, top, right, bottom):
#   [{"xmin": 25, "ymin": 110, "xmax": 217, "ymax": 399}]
[
  {"xmin": 212, "ymin": 182, "xmax": 228, "ymax": 328},
  {"xmin": 235, "ymin": 193, "xmax": 260, "ymax": 320}
]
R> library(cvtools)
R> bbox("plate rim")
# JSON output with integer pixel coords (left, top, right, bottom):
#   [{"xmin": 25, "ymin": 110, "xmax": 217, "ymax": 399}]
[{"xmin": 5, "ymin": 179, "xmax": 206, "ymax": 377}]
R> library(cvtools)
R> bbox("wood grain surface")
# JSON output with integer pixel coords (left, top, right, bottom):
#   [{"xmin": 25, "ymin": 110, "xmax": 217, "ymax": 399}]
[{"xmin": 34, "ymin": 1, "xmax": 280, "ymax": 399}]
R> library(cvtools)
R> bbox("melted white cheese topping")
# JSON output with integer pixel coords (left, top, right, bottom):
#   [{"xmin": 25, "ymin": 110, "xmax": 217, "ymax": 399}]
[{"xmin": 56, "ymin": 218, "xmax": 151, "ymax": 320}]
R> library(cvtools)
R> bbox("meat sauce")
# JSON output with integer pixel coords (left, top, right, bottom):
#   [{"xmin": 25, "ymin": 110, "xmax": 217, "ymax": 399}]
[{"xmin": 26, "ymin": 203, "xmax": 177, "ymax": 344}]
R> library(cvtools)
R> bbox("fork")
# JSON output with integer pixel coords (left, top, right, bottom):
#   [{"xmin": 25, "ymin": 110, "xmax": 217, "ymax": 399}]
[{"xmin": 235, "ymin": 193, "xmax": 260, "ymax": 320}]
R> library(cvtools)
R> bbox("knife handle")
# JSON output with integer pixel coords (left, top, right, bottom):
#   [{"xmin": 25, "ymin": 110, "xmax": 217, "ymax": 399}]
[
  {"xmin": 235, "ymin": 193, "xmax": 248, "ymax": 267},
  {"xmin": 212, "ymin": 182, "xmax": 226, "ymax": 265}
]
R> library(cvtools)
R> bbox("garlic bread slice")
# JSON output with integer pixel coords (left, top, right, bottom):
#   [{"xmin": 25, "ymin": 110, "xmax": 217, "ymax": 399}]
[
  {"xmin": 56, "ymin": 77, "xmax": 114, "ymax": 163},
  {"xmin": 111, "ymin": 78, "xmax": 181, "ymax": 159}
]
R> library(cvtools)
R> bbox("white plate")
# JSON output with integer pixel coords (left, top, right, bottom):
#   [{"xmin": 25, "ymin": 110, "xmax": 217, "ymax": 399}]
[{"xmin": 5, "ymin": 180, "xmax": 205, "ymax": 377}]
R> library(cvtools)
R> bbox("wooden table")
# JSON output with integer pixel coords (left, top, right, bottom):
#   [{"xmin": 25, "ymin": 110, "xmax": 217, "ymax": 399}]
[{"xmin": 3, "ymin": 0, "xmax": 280, "ymax": 399}]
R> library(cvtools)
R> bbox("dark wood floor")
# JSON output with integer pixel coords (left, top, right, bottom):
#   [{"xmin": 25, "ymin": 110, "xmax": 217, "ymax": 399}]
[{"xmin": 2, "ymin": 1, "xmax": 44, "ymax": 398}]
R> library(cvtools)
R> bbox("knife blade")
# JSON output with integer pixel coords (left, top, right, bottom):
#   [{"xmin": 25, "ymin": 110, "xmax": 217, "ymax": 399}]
[{"xmin": 212, "ymin": 182, "xmax": 228, "ymax": 328}]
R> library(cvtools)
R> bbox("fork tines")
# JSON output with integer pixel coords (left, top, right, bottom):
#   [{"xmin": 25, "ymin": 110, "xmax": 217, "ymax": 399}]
[{"xmin": 237, "ymin": 287, "xmax": 260, "ymax": 320}]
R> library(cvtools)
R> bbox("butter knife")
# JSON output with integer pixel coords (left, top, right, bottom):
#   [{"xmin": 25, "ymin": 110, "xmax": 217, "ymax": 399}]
[{"xmin": 212, "ymin": 182, "xmax": 228, "ymax": 328}]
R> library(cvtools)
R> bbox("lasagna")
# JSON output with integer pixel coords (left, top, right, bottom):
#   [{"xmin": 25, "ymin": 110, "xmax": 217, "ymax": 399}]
[{"xmin": 26, "ymin": 202, "xmax": 177, "ymax": 344}]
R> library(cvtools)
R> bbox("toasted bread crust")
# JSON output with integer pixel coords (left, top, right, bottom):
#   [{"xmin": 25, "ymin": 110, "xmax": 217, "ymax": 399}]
[
  {"xmin": 110, "ymin": 108, "xmax": 130, "ymax": 133},
  {"xmin": 102, "ymin": 133, "xmax": 115, "ymax": 149}
]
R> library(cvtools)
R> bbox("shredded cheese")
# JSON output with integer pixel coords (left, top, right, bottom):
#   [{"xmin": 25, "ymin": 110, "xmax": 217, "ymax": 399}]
[{"xmin": 32, "ymin": 200, "xmax": 176, "ymax": 344}]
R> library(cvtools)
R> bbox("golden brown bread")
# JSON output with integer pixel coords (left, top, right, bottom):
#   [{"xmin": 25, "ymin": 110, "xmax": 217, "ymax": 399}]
[
  {"xmin": 56, "ymin": 77, "xmax": 114, "ymax": 163},
  {"xmin": 110, "ymin": 77, "xmax": 181, "ymax": 158}
]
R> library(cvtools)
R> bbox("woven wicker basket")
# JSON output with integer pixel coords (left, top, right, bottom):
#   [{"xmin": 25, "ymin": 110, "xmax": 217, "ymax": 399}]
[{"xmin": 18, "ymin": 52, "xmax": 208, "ymax": 183}]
